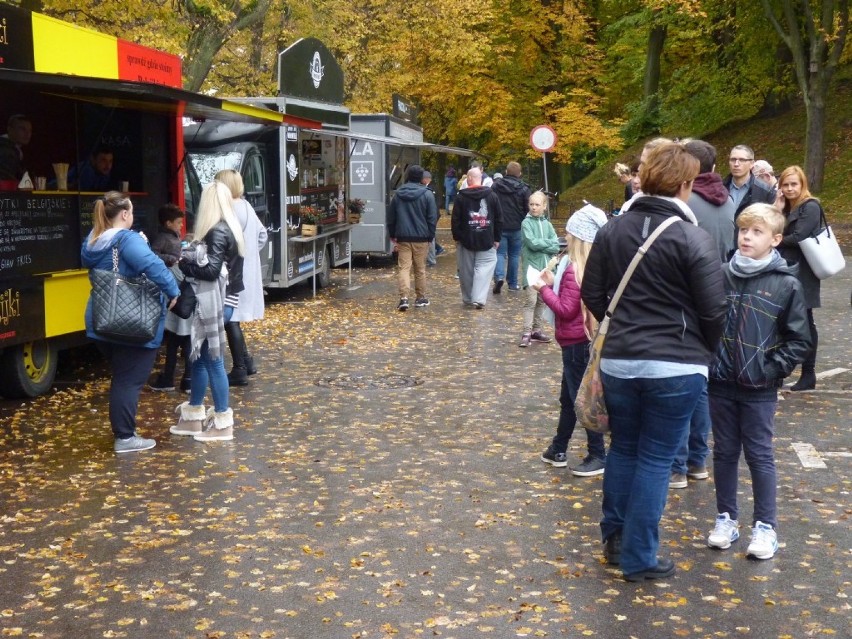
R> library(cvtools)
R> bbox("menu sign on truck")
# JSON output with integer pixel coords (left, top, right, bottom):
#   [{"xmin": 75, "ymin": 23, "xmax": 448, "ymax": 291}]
[{"xmin": 0, "ymin": 195, "xmax": 80, "ymax": 277}]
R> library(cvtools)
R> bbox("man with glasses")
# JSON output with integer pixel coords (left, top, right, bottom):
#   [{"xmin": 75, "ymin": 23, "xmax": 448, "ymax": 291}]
[{"xmin": 722, "ymin": 145, "xmax": 775, "ymax": 218}]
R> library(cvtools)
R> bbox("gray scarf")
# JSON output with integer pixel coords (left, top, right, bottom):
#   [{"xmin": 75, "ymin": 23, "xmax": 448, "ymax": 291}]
[{"xmin": 182, "ymin": 242, "xmax": 227, "ymax": 362}]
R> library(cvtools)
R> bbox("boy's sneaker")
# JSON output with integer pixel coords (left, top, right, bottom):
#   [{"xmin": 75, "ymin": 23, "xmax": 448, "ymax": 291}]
[
  {"xmin": 492, "ymin": 280, "xmax": 504, "ymax": 294},
  {"xmin": 540, "ymin": 448, "xmax": 568, "ymax": 468},
  {"xmin": 687, "ymin": 464, "xmax": 709, "ymax": 479},
  {"xmin": 707, "ymin": 512, "xmax": 740, "ymax": 549},
  {"xmin": 415, "ymin": 297, "xmax": 430, "ymax": 307},
  {"xmin": 519, "ymin": 333, "xmax": 532, "ymax": 347},
  {"xmin": 114, "ymin": 435, "xmax": 156, "ymax": 454},
  {"xmin": 148, "ymin": 375, "xmax": 175, "ymax": 392},
  {"xmin": 397, "ymin": 298, "xmax": 409, "ymax": 312},
  {"xmin": 571, "ymin": 456, "xmax": 605, "ymax": 477},
  {"xmin": 746, "ymin": 521, "xmax": 778, "ymax": 559},
  {"xmin": 530, "ymin": 331, "xmax": 552, "ymax": 343},
  {"xmin": 670, "ymin": 473, "xmax": 688, "ymax": 489}
]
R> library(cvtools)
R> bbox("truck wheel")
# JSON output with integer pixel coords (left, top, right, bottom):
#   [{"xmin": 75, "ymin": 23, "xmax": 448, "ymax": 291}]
[
  {"xmin": 316, "ymin": 246, "xmax": 332, "ymax": 288},
  {"xmin": 0, "ymin": 340, "xmax": 58, "ymax": 398}
]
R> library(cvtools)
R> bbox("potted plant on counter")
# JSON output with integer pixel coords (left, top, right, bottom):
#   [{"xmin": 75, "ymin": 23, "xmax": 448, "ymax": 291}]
[
  {"xmin": 300, "ymin": 206, "xmax": 321, "ymax": 236},
  {"xmin": 348, "ymin": 198, "xmax": 365, "ymax": 224}
]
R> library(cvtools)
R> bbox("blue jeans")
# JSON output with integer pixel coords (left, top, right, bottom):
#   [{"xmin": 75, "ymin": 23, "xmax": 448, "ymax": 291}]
[
  {"xmin": 600, "ymin": 372, "xmax": 705, "ymax": 575},
  {"xmin": 189, "ymin": 306, "xmax": 233, "ymax": 412},
  {"xmin": 709, "ymin": 393, "xmax": 778, "ymax": 528},
  {"xmin": 494, "ymin": 229, "xmax": 522, "ymax": 288},
  {"xmin": 551, "ymin": 342, "xmax": 606, "ymax": 460},
  {"xmin": 672, "ymin": 381, "xmax": 711, "ymax": 474}
]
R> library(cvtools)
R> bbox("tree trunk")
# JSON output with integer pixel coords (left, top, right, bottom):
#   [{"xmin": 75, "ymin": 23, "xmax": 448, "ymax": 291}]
[
  {"xmin": 184, "ymin": 26, "xmax": 229, "ymax": 92},
  {"xmin": 643, "ymin": 21, "xmax": 667, "ymax": 100},
  {"xmin": 804, "ymin": 91, "xmax": 826, "ymax": 192}
]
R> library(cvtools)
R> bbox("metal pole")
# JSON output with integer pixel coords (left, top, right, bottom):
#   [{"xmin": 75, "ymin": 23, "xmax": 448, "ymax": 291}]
[{"xmin": 541, "ymin": 152, "xmax": 549, "ymax": 194}]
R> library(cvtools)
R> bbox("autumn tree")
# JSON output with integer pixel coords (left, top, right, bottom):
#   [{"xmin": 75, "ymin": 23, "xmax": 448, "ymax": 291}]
[{"xmin": 760, "ymin": 0, "xmax": 849, "ymax": 191}]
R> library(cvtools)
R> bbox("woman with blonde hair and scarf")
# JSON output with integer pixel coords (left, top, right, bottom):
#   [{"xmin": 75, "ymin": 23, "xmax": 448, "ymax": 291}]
[{"xmin": 171, "ymin": 181, "xmax": 245, "ymax": 441}]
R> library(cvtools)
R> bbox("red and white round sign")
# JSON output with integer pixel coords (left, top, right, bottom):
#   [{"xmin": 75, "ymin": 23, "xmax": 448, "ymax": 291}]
[{"xmin": 530, "ymin": 125, "xmax": 557, "ymax": 153}]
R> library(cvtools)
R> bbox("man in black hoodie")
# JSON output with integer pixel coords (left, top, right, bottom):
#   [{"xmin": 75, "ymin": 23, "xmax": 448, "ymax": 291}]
[
  {"xmin": 451, "ymin": 167, "xmax": 503, "ymax": 309},
  {"xmin": 490, "ymin": 161, "xmax": 531, "ymax": 293},
  {"xmin": 388, "ymin": 164, "xmax": 438, "ymax": 311}
]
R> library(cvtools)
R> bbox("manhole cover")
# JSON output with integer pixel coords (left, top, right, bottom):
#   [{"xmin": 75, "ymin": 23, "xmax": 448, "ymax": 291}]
[{"xmin": 316, "ymin": 374, "xmax": 422, "ymax": 390}]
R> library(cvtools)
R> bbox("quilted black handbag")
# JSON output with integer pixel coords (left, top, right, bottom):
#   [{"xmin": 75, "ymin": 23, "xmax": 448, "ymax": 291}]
[{"xmin": 89, "ymin": 244, "xmax": 162, "ymax": 343}]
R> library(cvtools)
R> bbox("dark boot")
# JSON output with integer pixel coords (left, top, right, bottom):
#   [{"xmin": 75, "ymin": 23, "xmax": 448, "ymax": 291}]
[
  {"xmin": 245, "ymin": 355, "xmax": 257, "ymax": 376},
  {"xmin": 792, "ymin": 316, "xmax": 818, "ymax": 391},
  {"xmin": 791, "ymin": 368, "xmax": 816, "ymax": 391},
  {"xmin": 224, "ymin": 321, "xmax": 249, "ymax": 386}
]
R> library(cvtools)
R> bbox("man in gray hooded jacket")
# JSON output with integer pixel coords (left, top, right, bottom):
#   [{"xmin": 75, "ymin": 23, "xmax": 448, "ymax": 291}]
[{"xmin": 388, "ymin": 164, "xmax": 438, "ymax": 311}]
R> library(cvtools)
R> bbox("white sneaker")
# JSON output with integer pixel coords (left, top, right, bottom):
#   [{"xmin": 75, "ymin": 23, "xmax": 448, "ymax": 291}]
[
  {"xmin": 707, "ymin": 512, "xmax": 740, "ymax": 549},
  {"xmin": 746, "ymin": 521, "xmax": 778, "ymax": 559}
]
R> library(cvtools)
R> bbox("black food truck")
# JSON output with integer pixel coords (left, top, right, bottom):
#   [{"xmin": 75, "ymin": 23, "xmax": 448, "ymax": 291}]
[{"xmin": 183, "ymin": 38, "xmax": 355, "ymax": 292}]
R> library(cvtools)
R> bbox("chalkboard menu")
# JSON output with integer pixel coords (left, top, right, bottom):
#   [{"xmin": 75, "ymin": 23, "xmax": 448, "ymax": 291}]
[{"xmin": 0, "ymin": 194, "xmax": 82, "ymax": 277}]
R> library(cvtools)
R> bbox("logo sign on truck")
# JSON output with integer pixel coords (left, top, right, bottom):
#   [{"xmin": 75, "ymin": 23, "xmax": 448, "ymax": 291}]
[{"xmin": 310, "ymin": 51, "xmax": 324, "ymax": 88}]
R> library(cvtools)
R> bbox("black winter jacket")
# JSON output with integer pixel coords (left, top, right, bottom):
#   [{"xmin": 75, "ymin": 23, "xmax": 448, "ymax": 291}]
[
  {"xmin": 582, "ymin": 196, "xmax": 727, "ymax": 366},
  {"xmin": 451, "ymin": 186, "xmax": 503, "ymax": 251},
  {"xmin": 180, "ymin": 221, "xmax": 244, "ymax": 299},
  {"xmin": 777, "ymin": 198, "xmax": 822, "ymax": 309},
  {"xmin": 388, "ymin": 182, "xmax": 438, "ymax": 242},
  {"xmin": 491, "ymin": 175, "xmax": 531, "ymax": 231},
  {"xmin": 709, "ymin": 251, "xmax": 811, "ymax": 401}
]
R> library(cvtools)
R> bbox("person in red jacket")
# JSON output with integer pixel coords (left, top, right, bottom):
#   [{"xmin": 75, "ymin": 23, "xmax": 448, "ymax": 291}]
[{"xmin": 533, "ymin": 204, "xmax": 609, "ymax": 476}]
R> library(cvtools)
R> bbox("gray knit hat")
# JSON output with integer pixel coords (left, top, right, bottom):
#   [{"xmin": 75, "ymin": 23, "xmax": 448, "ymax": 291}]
[{"xmin": 566, "ymin": 203, "xmax": 608, "ymax": 242}]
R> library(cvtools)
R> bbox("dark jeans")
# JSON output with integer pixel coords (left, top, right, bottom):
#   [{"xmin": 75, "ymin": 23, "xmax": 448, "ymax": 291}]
[
  {"xmin": 161, "ymin": 330, "xmax": 191, "ymax": 383},
  {"xmin": 97, "ymin": 341, "xmax": 159, "ymax": 439},
  {"xmin": 600, "ymin": 372, "xmax": 705, "ymax": 575},
  {"xmin": 551, "ymin": 342, "xmax": 606, "ymax": 460},
  {"xmin": 709, "ymin": 393, "xmax": 778, "ymax": 528},
  {"xmin": 672, "ymin": 381, "xmax": 711, "ymax": 474},
  {"xmin": 494, "ymin": 229, "xmax": 523, "ymax": 288}
]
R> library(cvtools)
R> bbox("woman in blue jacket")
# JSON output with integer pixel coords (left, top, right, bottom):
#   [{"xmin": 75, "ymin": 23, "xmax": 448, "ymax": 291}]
[{"xmin": 81, "ymin": 192, "xmax": 179, "ymax": 454}]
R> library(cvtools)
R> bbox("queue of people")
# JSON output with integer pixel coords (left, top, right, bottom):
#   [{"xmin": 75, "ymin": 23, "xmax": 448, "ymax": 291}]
[{"xmin": 77, "ymin": 139, "xmax": 830, "ymax": 585}]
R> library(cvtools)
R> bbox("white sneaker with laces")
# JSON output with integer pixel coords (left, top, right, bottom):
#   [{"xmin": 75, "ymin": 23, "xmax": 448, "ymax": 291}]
[
  {"xmin": 707, "ymin": 512, "xmax": 739, "ymax": 549},
  {"xmin": 746, "ymin": 521, "xmax": 778, "ymax": 559}
]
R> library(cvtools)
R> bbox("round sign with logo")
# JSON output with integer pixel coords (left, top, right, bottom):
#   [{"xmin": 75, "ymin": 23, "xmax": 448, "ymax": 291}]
[{"xmin": 530, "ymin": 125, "xmax": 557, "ymax": 153}]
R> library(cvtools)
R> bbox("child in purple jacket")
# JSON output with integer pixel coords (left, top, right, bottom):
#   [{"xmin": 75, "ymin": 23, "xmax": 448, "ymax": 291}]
[{"xmin": 533, "ymin": 204, "xmax": 609, "ymax": 476}]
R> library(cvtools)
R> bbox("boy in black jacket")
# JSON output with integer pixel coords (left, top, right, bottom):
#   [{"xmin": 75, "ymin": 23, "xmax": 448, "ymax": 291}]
[{"xmin": 706, "ymin": 203, "xmax": 810, "ymax": 560}]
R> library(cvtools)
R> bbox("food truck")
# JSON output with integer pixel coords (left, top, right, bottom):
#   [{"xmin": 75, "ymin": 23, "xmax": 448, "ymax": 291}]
[
  {"xmin": 348, "ymin": 108, "xmax": 477, "ymax": 257},
  {"xmin": 0, "ymin": 5, "xmax": 305, "ymax": 398},
  {"xmin": 183, "ymin": 38, "xmax": 354, "ymax": 291}
]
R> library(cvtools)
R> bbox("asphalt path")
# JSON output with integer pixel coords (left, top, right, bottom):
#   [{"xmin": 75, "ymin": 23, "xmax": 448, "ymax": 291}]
[{"xmin": 0, "ymin": 234, "xmax": 849, "ymax": 639}]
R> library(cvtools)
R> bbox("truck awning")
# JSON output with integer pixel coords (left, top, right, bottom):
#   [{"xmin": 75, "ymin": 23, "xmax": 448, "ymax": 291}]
[
  {"xmin": 303, "ymin": 128, "xmax": 479, "ymax": 157},
  {"xmin": 0, "ymin": 69, "xmax": 321, "ymax": 127}
]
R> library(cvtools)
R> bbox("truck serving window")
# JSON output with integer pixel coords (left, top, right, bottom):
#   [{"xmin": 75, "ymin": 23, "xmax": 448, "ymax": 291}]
[{"xmin": 190, "ymin": 151, "xmax": 242, "ymax": 186}]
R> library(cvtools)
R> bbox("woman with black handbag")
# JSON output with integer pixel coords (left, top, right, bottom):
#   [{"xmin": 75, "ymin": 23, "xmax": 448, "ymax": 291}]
[
  {"xmin": 82, "ymin": 192, "xmax": 180, "ymax": 453},
  {"xmin": 775, "ymin": 165, "xmax": 822, "ymax": 391}
]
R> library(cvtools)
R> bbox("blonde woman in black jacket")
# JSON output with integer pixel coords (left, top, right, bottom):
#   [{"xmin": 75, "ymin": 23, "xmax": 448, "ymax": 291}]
[{"xmin": 171, "ymin": 181, "xmax": 245, "ymax": 442}]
